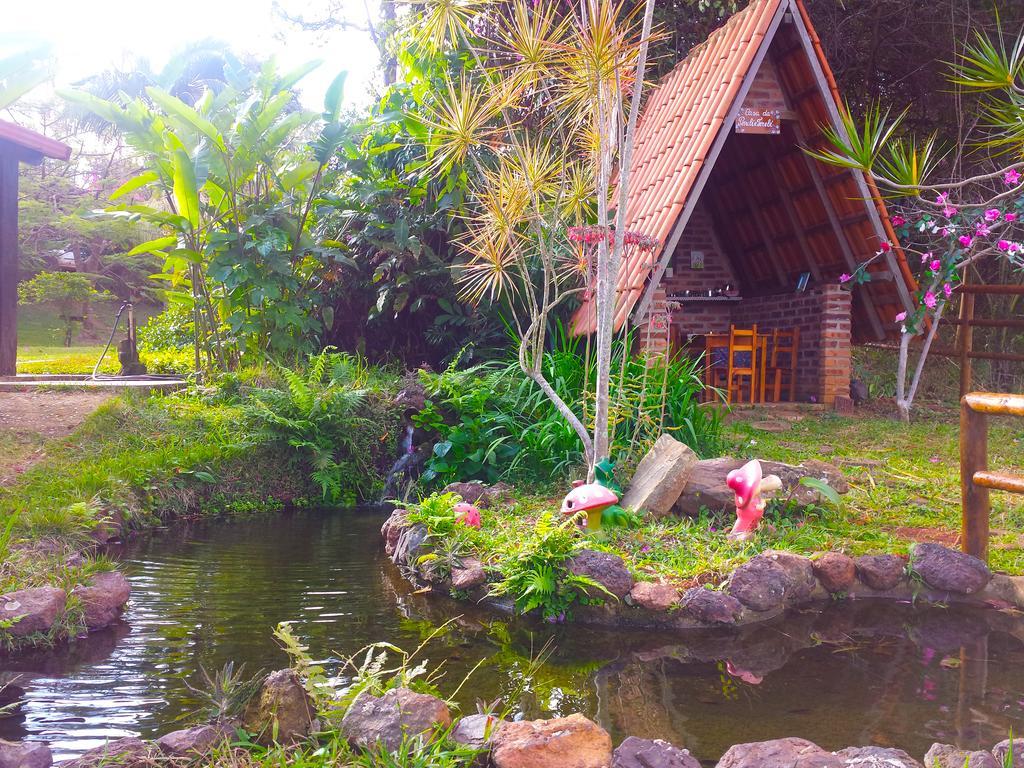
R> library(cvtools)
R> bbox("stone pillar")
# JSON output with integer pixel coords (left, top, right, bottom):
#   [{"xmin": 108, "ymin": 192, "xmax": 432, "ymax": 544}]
[{"xmin": 818, "ymin": 284, "xmax": 851, "ymax": 406}]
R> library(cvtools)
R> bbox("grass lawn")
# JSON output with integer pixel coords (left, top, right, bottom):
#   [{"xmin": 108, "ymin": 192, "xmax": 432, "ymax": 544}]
[{"xmin": 14, "ymin": 303, "xmax": 158, "ymax": 375}]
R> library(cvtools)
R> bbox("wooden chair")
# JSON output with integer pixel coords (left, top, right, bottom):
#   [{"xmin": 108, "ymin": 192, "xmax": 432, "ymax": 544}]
[
  {"xmin": 726, "ymin": 324, "xmax": 758, "ymax": 404},
  {"xmin": 765, "ymin": 327, "xmax": 800, "ymax": 402}
]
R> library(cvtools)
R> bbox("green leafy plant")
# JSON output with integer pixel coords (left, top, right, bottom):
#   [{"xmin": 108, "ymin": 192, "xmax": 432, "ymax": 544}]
[
  {"xmin": 490, "ymin": 513, "xmax": 612, "ymax": 621},
  {"xmin": 61, "ymin": 60, "xmax": 352, "ymax": 369},
  {"xmin": 244, "ymin": 349, "xmax": 379, "ymax": 502}
]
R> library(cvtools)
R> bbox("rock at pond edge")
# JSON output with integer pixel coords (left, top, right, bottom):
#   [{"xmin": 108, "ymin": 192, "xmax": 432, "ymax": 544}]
[
  {"xmin": 728, "ymin": 557, "xmax": 788, "ymax": 612},
  {"xmin": 910, "ymin": 543, "xmax": 991, "ymax": 595},
  {"xmin": 0, "ymin": 739, "xmax": 52, "ymax": 768},
  {"xmin": 339, "ymin": 687, "xmax": 451, "ymax": 753},
  {"xmin": 812, "ymin": 553, "xmax": 856, "ymax": 594},
  {"xmin": 679, "ymin": 587, "xmax": 742, "ymax": 625},
  {"xmin": 716, "ymin": 737, "xmax": 843, "ymax": 767},
  {"xmin": 568, "ymin": 549, "xmax": 634, "ymax": 600},
  {"xmin": 242, "ymin": 669, "xmax": 315, "ymax": 745},
  {"xmin": 923, "ymin": 743, "xmax": 998, "ymax": 767},
  {"xmin": 613, "ymin": 736, "xmax": 700, "ymax": 768},
  {"xmin": 71, "ymin": 571, "xmax": 130, "ymax": 631},
  {"xmin": 0, "ymin": 587, "xmax": 66, "ymax": 638},
  {"xmin": 491, "ymin": 713, "xmax": 612, "ymax": 768}
]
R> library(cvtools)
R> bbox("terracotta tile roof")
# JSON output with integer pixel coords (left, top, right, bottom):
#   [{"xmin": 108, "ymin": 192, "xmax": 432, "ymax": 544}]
[
  {"xmin": 0, "ymin": 120, "xmax": 72, "ymax": 162},
  {"xmin": 570, "ymin": 0, "xmax": 915, "ymax": 338}
]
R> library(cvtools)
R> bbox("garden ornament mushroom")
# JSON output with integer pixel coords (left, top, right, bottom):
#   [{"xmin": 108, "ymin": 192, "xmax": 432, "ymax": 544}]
[
  {"xmin": 454, "ymin": 502, "xmax": 481, "ymax": 529},
  {"xmin": 561, "ymin": 480, "xmax": 619, "ymax": 531},
  {"xmin": 726, "ymin": 459, "xmax": 782, "ymax": 541}
]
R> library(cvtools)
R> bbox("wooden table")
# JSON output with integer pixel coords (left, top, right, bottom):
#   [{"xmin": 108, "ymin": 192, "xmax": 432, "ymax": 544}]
[{"xmin": 702, "ymin": 332, "xmax": 768, "ymax": 403}]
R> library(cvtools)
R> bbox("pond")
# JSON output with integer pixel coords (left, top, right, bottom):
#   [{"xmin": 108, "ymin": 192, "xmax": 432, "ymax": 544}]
[{"xmin": 2, "ymin": 508, "xmax": 1023, "ymax": 766}]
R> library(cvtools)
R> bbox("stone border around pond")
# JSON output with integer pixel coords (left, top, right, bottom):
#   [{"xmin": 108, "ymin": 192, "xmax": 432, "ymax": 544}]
[
  {"xmin": 381, "ymin": 509, "xmax": 1024, "ymax": 631},
  {"xmin": 12, "ymin": 664, "xmax": 1021, "ymax": 768},
  {"xmin": 0, "ymin": 569, "xmax": 130, "ymax": 652}
]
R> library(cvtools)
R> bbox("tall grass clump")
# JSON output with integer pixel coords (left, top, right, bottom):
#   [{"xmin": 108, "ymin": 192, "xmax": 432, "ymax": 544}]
[{"xmin": 417, "ymin": 323, "xmax": 723, "ymax": 486}]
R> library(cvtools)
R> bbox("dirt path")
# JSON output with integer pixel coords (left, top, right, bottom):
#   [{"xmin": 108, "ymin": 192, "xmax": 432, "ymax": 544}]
[{"xmin": 0, "ymin": 391, "xmax": 112, "ymax": 486}]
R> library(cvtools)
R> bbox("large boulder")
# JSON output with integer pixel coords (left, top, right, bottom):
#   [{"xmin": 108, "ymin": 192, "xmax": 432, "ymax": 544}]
[
  {"xmin": 813, "ymin": 553, "xmax": 856, "ymax": 593},
  {"xmin": 680, "ymin": 587, "xmax": 742, "ymax": 624},
  {"xmin": 728, "ymin": 557, "xmax": 788, "ymax": 612},
  {"xmin": 613, "ymin": 736, "xmax": 699, "ymax": 768},
  {"xmin": 491, "ymin": 713, "xmax": 612, "ymax": 768},
  {"xmin": 991, "ymin": 739, "xmax": 1024, "ymax": 767},
  {"xmin": 923, "ymin": 744, "xmax": 998, "ymax": 768},
  {"xmin": 854, "ymin": 555, "xmax": 907, "ymax": 592},
  {"xmin": 71, "ymin": 571, "xmax": 130, "ymax": 631},
  {"xmin": 674, "ymin": 458, "xmax": 848, "ymax": 518},
  {"xmin": 156, "ymin": 724, "xmax": 233, "ymax": 757},
  {"xmin": 834, "ymin": 746, "xmax": 923, "ymax": 767},
  {"xmin": 451, "ymin": 559, "xmax": 487, "ymax": 591},
  {"xmin": 716, "ymin": 737, "xmax": 843, "ymax": 768},
  {"xmin": 0, "ymin": 740, "xmax": 52, "ymax": 768},
  {"xmin": 242, "ymin": 669, "xmax": 315, "ymax": 745},
  {"xmin": 568, "ymin": 550, "xmax": 634, "ymax": 600},
  {"xmin": 628, "ymin": 582, "xmax": 679, "ymax": 612},
  {"xmin": 64, "ymin": 738, "xmax": 159, "ymax": 768},
  {"xmin": 340, "ymin": 687, "xmax": 451, "ymax": 752},
  {"xmin": 0, "ymin": 587, "xmax": 66, "ymax": 638},
  {"xmin": 621, "ymin": 435, "xmax": 698, "ymax": 517},
  {"xmin": 909, "ymin": 544, "xmax": 991, "ymax": 594}
]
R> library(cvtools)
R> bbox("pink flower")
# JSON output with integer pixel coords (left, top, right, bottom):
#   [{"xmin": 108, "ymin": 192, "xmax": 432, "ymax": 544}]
[
  {"xmin": 958, "ymin": 235, "xmax": 973, "ymax": 248},
  {"xmin": 924, "ymin": 291, "xmax": 937, "ymax": 309},
  {"xmin": 936, "ymin": 192, "xmax": 948, "ymax": 205},
  {"xmin": 985, "ymin": 208, "xmax": 1002, "ymax": 222},
  {"xmin": 943, "ymin": 205, "xmax": 958, "ymax": 218},
  {"xmin": 1004, "ymin": 169, "xmax": 1021, "ymax": 186},
  {"xmin": 1006, "ymin": 213, "xmax": 1017, "ymax": 222},
  {"xmin": 891, "ymin": 215, "xmax": 905, "ymax": 227},
  {"xmin": 943, "ymin": 283, "xmax": 952, "ymax": 298},
  {"xmin": 940, "ymin": 227, "xmax": 950, "ymax": 237},
  {"xmin": 895, "ymin": 311, "xmax": 907, "ymax": 322},
  {"xmin": 976, "ymin": 222, "xmax": 991, "ymax": 237},
  {"xmin": 839, "ymin": 273, "xmax": 851, "ymax": 283},
  {"xmin": 998, "ymin": 239, "xmax": 1012, "ymax": 251},
  {"xmin": 879, "ymin": 241, "xmax": 892, "ymax": 252},
  {"xmin": 929, "ymin": 258, "xmax": 941, "ymax": 272}
]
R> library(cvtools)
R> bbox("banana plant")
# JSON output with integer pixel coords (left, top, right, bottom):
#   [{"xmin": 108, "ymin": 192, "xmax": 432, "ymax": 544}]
[{"xmin": 60, "ymin": 58, "xmax": 355, "ymax": 371}]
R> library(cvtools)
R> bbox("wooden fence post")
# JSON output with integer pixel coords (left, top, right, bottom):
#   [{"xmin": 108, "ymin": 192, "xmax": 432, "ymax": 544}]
[{"xmin": 960, "ymin": 396, "xmax": 989, "ymax": 562}]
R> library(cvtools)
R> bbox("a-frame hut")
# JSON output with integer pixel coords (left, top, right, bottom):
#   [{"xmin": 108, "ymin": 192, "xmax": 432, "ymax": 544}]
[{"xmin": 571, "ymin": 0, "xmax": 916, "ymax": 406}]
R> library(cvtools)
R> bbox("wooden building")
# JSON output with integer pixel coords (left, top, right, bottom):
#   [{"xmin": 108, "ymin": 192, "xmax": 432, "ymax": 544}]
[
  {"xmin": 0, "ymin": 120, "xmax": 71, "ymax": 375},
  {"xmin": 571, "ymin": 0, "xmax": 917, "ymax": 406}
]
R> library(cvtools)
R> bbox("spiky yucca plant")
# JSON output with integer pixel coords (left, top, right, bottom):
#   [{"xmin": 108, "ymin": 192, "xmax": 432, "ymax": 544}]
[{"xmin": 409, "ymin": 0, "xmax": 658, "ymax": 474}]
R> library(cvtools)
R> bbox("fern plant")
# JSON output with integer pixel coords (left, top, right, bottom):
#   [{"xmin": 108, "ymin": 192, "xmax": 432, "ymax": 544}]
[
  {"xmin": 490, "ymin": 513, "xmax": 612, "ymax": 621},
  {"xmin": 245, "ymin": 349, "xmax": 372, "ymax": 502}
]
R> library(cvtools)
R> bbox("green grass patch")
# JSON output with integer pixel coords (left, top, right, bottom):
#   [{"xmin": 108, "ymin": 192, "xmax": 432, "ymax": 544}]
[{"xmin": 402, "ymin": 407, "xmax": 1024, "ymax": 622}]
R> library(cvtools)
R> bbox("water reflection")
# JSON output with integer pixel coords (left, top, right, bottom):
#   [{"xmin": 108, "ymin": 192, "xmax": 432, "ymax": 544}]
[{"xmin": 1, "ymin": 509, "xmax": 1022, "ymax": 765}]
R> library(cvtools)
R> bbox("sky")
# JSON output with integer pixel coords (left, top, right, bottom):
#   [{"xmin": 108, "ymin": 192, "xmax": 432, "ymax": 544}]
[{"xmin": 1, "ymin": 0, "xmax": 383, "ymax": 110}]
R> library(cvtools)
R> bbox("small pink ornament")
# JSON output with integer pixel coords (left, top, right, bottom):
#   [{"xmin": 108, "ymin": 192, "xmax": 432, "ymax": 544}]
[
  {"xmin": 454, "ymin": 502, "xmax": 481, "ymax": 529},
  {"xmin": 1004, "ymin": 169, "xmax": 1021, "ymax": 186},
  {"xmin": 561, "ymin": 482, "xmax": 619, "ymax": 531},
  {"xmin": 726, "ymin": 460, "xmax": 782, "ymax": 541}
]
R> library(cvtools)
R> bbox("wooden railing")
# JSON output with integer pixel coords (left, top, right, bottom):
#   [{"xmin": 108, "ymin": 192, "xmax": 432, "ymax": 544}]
[{"xmin": 960, "ymin": 392, "xmax": 1024, "ymax": 562}]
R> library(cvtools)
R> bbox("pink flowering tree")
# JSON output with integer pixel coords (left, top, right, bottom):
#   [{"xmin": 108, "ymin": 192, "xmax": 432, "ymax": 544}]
[{"xmin": 811, "ymin": 26, "xmax": 1024, "ymax": 421}]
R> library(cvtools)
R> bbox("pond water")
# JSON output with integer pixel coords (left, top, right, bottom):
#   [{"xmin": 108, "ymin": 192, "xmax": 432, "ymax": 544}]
[{"xmin": 2, "ymin": 508, "xmax": 1024, "ymax": 766}]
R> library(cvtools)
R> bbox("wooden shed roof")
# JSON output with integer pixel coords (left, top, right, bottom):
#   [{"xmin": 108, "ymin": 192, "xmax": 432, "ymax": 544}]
[
  {"xmin": 571, "ymin": 0, "xmax": 915, "ymax": 341},
  {"xmin": 0, "ymin": 119, "xmax": 71, "ymax": 163}
]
